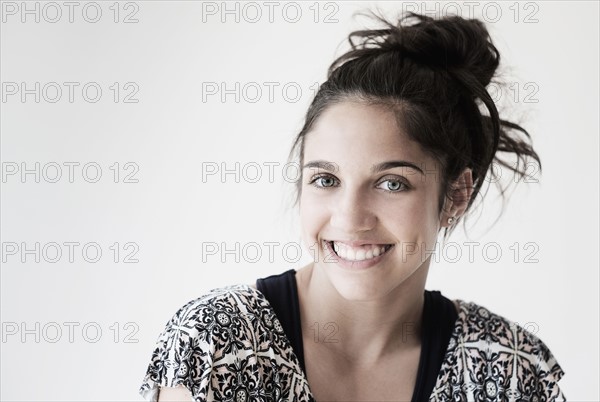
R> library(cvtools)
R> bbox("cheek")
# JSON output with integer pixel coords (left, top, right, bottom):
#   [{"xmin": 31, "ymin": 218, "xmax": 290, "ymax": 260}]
[
  {"xmin": 380, "ymin": 194, "xmax": 439, "ymax": 244},
  {"xmin": 389, "ymin": 202, "xmax": 425, "ymax": 241},
  {"xmin": 299, "ymin": 192, "xmax": 329, "ymax": 244}
]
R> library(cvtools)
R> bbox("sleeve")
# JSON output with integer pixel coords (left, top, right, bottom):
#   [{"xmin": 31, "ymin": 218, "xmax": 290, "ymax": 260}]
[
  {"xmin": 507, "ymin": 318, "xmax": 567, "ymax": 401},
  {"xmin": 531, "ymin": 333, "xmax": 567, "ymax": 401},
  {"xmin": 138, "ymin": 296, "xmax": 216, "ymax": 402},
  {"xmin": 139, "ymin": 286, "xmax": 315, "ymax": 402},
  {"xmin": 452, "ymin": 302, "xmax": 568, "ymax": 402}
]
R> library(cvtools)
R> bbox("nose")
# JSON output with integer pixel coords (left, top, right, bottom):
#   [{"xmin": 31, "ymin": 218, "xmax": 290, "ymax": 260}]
[{"xmin": 329, "ymin": 186, "xmax": 377, "ymax": 233}]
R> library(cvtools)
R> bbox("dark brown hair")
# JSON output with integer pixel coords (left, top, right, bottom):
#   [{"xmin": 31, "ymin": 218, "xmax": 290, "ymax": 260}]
[{"xmin": 288, "ymin": 11, "xmax": 541, "ymax": 239}]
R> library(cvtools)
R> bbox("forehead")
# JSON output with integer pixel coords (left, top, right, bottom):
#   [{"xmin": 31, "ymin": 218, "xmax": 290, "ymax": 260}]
[{"xmin": 304, "ymin": 101, "xmax": 436, "ymax": 170}]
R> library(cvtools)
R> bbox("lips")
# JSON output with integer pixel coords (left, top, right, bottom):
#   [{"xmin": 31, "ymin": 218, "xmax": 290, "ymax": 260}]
[{"xmin": 324, "ymin": 240, "xmax": 394, "ymax": 262}]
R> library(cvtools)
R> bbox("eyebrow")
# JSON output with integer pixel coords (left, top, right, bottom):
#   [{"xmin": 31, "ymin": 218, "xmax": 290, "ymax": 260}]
[{"xmin": 303, "ymin": 160, "xmax": 425, "ymax": 175}]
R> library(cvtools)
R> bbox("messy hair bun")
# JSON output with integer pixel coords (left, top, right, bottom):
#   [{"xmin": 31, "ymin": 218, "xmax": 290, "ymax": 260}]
[
  {"xmin": 289, "ymin": 11, "xmax": 541, "ymax": 239},
  {"xmin": 336, "ymin": 12, "xmax": 499, "ymax": 88}
]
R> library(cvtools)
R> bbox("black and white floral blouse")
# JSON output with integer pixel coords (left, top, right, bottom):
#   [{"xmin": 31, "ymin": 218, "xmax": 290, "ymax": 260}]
[{"xmin": 139, "ymin": 284, "xmax": 566, "ymax": 401}]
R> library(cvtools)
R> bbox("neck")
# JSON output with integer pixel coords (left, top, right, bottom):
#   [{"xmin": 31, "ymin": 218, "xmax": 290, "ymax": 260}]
[{"xmin": 296, "ymin": 261, "xmax": 429, "ymax": 365}]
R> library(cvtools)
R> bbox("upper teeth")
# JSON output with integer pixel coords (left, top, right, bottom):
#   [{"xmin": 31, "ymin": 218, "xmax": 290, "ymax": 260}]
[{"xmin": 331, "ymin": 241, "xmax": 390, "ymax": 261}]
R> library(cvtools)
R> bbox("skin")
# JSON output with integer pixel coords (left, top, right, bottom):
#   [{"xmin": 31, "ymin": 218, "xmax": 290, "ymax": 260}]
[
  {"xmin": 157, "ymin": 100, "xmax": 473, "ymax": 401},
  {"xmin": 295, "ymin": 100, "xmax": 472, "ymax": 400}
]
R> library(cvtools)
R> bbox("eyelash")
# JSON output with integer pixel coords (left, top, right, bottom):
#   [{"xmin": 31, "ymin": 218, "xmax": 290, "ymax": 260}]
[{"xmin": 307, "ymin": 174, "xmax": 410, "ymax": 194}]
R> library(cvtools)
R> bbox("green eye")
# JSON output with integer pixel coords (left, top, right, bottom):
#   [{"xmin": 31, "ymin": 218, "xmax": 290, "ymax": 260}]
[
  {"xmin": 308, "ymin": 174, "xmax": 410, "ymax": 193},
  {"xmin": 317, "ymin": 177, "xmax": 335, "ymax": 187},
  {"xmin": 387, "ymin": 181, "xmax": 402, "ymax": 191},
  {"xmin": 377, "ymin": 177, "xmax": 409, "ymax": 193},
  {"xmin": 308, "ymin": 174, "xmax": 338, "ymax": 189}
]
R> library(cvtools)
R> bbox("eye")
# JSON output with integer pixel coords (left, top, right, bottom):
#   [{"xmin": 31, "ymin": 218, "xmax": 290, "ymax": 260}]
[
  {"xmin": 377, "ymin": 176, "xmax": 410, "ymax": 193},
  {"xmin": 307, "ymin": 174, "xmax": 410, "ymax": 193},
  {"xmin": 308, "ymin": 174, "xmax": 338, "ymax": 189}
]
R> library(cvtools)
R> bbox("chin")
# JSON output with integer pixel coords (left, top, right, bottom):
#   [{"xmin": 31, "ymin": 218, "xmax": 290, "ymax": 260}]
[{"xmin": 322, "ymin": 264, "xmax": 408, "ymax": 302}]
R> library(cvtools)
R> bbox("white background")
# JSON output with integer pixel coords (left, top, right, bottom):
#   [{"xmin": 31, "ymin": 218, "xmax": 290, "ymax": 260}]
[{"xmin": 1, "ymin": 1, "xmax": 598, "ymax": 400}]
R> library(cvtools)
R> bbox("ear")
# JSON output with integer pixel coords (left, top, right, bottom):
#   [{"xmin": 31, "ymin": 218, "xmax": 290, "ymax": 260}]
[{"xmin": 441, "ymin": 168, "xmax": 474, "ymax": 227}]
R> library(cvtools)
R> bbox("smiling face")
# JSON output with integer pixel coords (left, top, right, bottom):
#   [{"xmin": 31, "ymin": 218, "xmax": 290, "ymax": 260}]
[{"xmin": 299, "ymin": 100, "xmax": 450, "ymax": 301}]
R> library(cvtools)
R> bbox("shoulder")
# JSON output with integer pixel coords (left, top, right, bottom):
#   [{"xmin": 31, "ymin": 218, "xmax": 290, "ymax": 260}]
[
  {"xmin": 148, "ymin": 284, "xmax": 289, "ymax": 360},
  {"xmin": 455, "ymin": 299, "xmax": 563, "ymax": 371},
  {"xmin": 140, "ymin": 284, "xmax": 310, "ymax": 401},
  {"xmin": 165, "ymin": 284, "xmax": 272, "ymax": 332},
  {"xmin": 435, "ymin": 299, "xmax": 566, "ymax": 401}
]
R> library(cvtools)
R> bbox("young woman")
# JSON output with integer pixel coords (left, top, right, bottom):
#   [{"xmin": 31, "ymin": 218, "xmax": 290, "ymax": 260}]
[{"xmin": 139, "ymin": 11, "xmax": 566, "ymax": 402}]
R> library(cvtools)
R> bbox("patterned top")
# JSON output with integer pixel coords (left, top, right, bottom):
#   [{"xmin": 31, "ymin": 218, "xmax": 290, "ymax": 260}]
[{"xmin": 139, "ymin": 284, "xmax": 566, "ymax": 401}]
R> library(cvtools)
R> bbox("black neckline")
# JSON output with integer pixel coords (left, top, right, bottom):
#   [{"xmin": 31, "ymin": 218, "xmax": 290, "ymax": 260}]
[
  {"xmin": 255, "ymin": 268, "xmax": 458, "ymax": 401},
  {"xmin": 256, "ymin": 269, "xmax": 306, "ymax": 371}
]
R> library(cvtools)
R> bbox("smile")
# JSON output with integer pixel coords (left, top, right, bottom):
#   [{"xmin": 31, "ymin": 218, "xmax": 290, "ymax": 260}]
[{"xmin": 324, "ymin": 240, "xmax": 394, "ymax": 262}]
